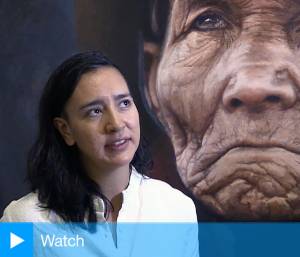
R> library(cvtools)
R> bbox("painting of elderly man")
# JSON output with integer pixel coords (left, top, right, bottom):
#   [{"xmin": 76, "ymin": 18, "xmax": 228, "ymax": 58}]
[{"xmin": 144, "ymin": 0, "xmax": 300, "ymax": 220}]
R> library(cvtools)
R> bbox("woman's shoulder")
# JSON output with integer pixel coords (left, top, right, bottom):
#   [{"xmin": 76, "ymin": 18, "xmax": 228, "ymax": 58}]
[
  {"xmin": 0, "ymin": 192, "xmax": 50, "ymax": 222},
  {"xmin": 141, "ymin": 176, "xmax": 193, "ymax": 204},
  {"xmin": 139, "ymin": 175, "xmax": 197, "ymax": 222}
]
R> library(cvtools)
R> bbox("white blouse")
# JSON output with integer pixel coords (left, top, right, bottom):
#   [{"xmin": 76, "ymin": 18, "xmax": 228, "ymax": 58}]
[
  {"xmin": 0, "ymin": 169, "xmax": 199, "ymax": 257},
  {"xmin": 0, "ymin": 169, "xmax": 197, "ymax": 223}
]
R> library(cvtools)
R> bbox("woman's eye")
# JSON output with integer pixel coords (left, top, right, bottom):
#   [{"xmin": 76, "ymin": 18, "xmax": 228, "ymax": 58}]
[
  {"xmin": 192, "ymin": 12, "xmax": 228, "ymax": 31},
  {"xmin": 120, "ymin": 99, "xmax": 131, "ymax": 108},
  {"xmin": 87, "ymin": 108, "xmax": 102, "ymax": 117}
]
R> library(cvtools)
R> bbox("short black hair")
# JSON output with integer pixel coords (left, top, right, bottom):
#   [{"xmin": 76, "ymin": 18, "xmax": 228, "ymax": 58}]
[{"xmin": 27, "ymin": 51, "xmax": 152, "ymax": 229}]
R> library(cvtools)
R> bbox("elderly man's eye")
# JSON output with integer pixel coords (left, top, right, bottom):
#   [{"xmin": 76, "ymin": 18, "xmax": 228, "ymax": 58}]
[{"xmin": 192, "ymin": 12, "xmax": 228, "ymax": 31}]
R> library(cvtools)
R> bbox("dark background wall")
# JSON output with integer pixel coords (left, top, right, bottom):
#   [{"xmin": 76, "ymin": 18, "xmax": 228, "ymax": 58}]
[
  {"xmin": 0, "ymin": 0, "xmax": 78, "ymax": 214},
  {"xmin": 0, "ymin": 0, "xmax": 185, "ymax": 216}
]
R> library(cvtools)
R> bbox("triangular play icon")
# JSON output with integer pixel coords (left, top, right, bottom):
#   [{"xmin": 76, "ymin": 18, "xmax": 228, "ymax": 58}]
[{"xmin": 10, "ymin": 232, "xmax": 25, "ymax": 249}]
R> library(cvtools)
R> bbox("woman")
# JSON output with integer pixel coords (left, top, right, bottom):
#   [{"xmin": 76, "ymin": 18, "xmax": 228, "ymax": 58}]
[{"xmin": 0, "ymin": 51, "xmax": 197, "ymax": 225}]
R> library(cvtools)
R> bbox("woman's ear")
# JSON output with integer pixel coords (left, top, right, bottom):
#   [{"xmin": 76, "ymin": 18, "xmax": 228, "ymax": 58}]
[{"xmin": 53, "ymin": 117, "xmax": 75, "ymax": 146}]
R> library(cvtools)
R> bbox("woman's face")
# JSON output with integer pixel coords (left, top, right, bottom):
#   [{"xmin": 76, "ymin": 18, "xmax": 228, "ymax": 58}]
[{"xmin": 55, "ymin": 67, "xmax": 140, "ymax": 171}]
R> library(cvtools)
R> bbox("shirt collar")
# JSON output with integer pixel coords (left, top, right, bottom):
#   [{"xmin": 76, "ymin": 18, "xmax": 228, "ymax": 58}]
[{"xmin": 92, "ymin": 166, "xmax": 143, "ymax": 222}]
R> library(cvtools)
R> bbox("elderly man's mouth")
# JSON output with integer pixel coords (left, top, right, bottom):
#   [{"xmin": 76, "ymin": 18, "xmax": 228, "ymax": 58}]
[
  {"xmin": 188, "ymin": 146, "xmax": 300, "ymax": 219},
  {"xmin": 199, "ymin": 144, "xmax": 300, "ymax": 174},
  {"xmin": 214, "ymin": 145, "xmax": 300, "ymax": 170},
  {"xmin": 188, "ymin": 146, "xmax": 300, "ymax": 194}
]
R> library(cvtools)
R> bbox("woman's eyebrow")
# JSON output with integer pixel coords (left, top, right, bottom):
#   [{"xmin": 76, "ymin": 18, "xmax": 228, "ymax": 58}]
[
  {"xmin": 79, "ymin": 99, "xmax": 104, "ymax": 110},
  {"xmin": 79, "ymin": 94, "xmax": 131, "ymax": 110},
  {"xmin": 113, "ymin": 93, "xmax": 132, "ymax": 101}
]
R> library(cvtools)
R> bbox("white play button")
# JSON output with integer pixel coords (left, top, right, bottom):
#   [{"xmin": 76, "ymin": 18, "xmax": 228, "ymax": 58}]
[{"xmin": 10, "ymin": 232, "xmax": 25, "ymax": 249}]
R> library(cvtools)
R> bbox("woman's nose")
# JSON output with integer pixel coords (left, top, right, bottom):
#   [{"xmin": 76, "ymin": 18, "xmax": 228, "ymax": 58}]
[{"xmin": 104, "ymin": 108, "xmax": 125, "ymax": 133}]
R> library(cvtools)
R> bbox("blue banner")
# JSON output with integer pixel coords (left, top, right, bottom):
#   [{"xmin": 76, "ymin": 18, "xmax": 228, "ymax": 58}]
[{"xmin": 1, "ymin": 222, "xmax": 299, "ymax": 257}]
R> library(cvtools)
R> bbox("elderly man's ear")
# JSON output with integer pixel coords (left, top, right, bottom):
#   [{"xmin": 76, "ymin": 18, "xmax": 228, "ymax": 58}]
[{"xmin": 144, "ymin": 41, "xmax": 162, "ymax": 118}]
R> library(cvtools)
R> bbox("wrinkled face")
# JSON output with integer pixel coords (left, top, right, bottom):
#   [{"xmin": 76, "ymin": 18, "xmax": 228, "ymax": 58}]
[
  {"xmin": 58, "ymin": 67, "xmax": 140, "ymax": 172},
  {"xmin": 150, "ymin": 0, "xmax": 300, "ymax": 219}
]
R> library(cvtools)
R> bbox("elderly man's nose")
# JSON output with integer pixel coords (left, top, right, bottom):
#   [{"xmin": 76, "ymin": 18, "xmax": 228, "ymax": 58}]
[
  {"xmin": 222, "ymin": 67, "xmax": 296, "ymax": 112},
  {"xmin": 105, "ymin": 110, "xmax": 125, "ymax": 133}
]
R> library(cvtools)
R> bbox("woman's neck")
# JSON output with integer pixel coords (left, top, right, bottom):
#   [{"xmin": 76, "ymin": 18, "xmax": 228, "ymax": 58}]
[{"xmin": 85, "ymin": 163, "xmax": 131, "ymax": 201}]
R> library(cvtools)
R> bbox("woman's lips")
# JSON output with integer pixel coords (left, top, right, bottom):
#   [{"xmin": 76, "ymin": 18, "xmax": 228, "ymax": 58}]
[{"xmin": 105, "ymin": 138, "xmax": 131, "ymax": 151}]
